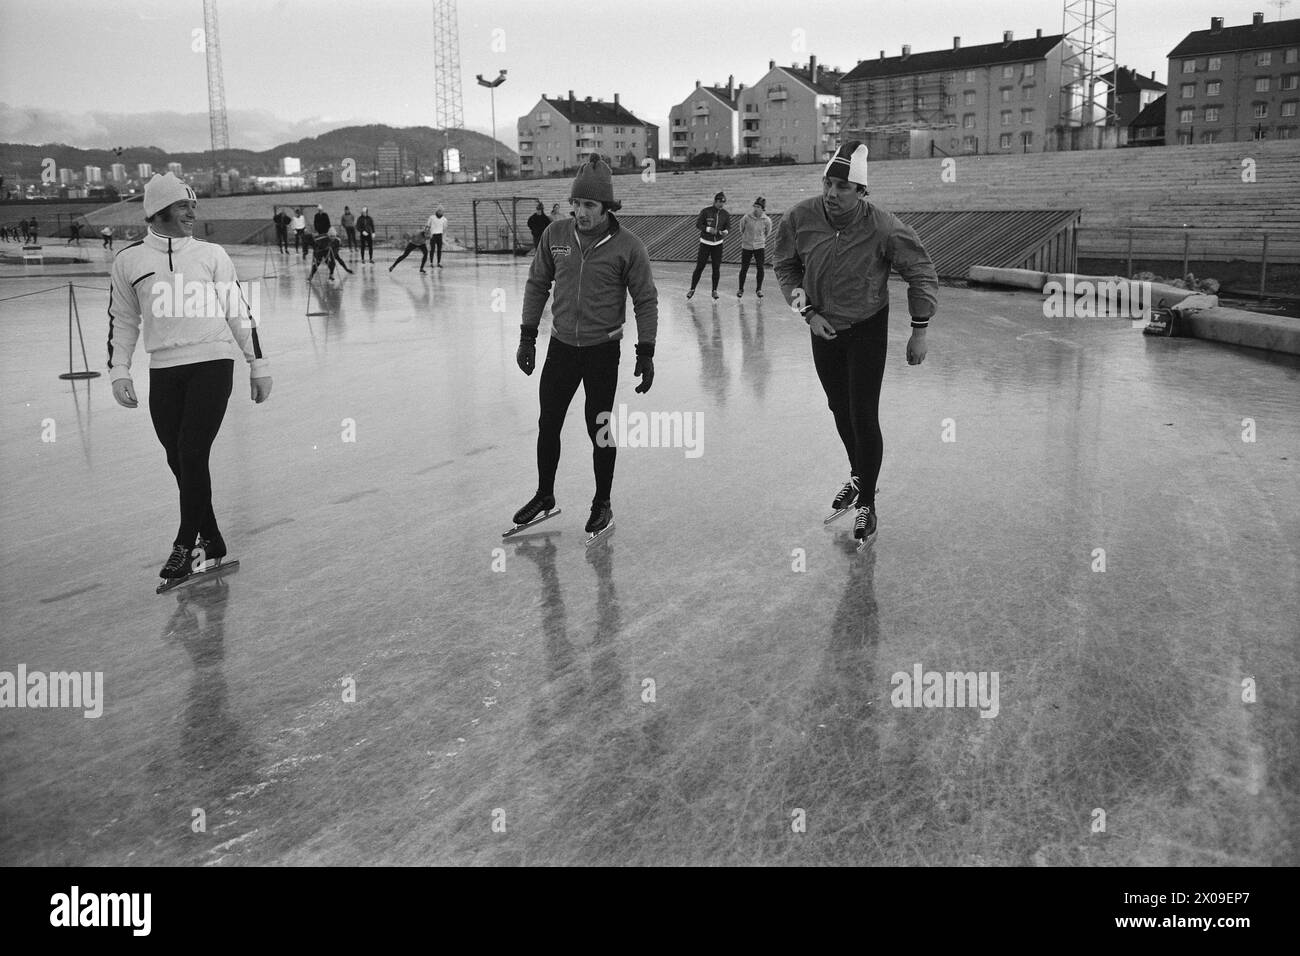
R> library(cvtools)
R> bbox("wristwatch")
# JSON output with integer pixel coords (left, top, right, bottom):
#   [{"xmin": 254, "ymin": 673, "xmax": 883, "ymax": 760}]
[{"xmin": 799, "ymin": 304, "xmax": 817, "ymax": 323}]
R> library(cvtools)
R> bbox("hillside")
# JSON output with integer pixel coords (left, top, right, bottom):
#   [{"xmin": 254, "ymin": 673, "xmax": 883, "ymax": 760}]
[{"xmin": 0, "ymin": 125, "xmax": 518, "ymax": 179}]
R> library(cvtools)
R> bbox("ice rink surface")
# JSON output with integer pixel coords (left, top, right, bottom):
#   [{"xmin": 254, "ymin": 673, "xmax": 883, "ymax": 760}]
[{"xmin": 1, "ymin": 245, "xmax": 1297, "ymax": 865}]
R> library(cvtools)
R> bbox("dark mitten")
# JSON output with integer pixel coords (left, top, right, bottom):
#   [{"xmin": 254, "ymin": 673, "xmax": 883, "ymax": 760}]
[
  {"xmin": 517, "ymin": 325, "xmax": 538, "ymax": 375},
  {"xmin": 634, "ymin": 342, "xmax": 655, "ymax": 394}
]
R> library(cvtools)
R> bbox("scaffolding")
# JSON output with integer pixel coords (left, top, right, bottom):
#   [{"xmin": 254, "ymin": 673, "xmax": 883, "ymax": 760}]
[
  {"xmin": 202, "ymin": 0, "xmax": 230, "ymax": 190},
  {"xmin": 432, "ymin": 0, "xmax": 465, "ymax": 180},
  {"xmin": 1060, "ymin": 0, "xmax": 1119, "ymax": 127}
]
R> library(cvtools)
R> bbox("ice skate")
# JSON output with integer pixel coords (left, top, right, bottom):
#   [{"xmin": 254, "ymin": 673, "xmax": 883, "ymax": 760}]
[
  {"xmin": 157, "ymin": 541, "xmax": 239, "ymax": 594},
  {"xmin": 853, "ymin": 504, "xmax": 877, "ymax": 552},
  {"xmin": 823, "ymin": 476, "xmax": 860, "ymax": 524},
  {"xmin": 503, "ymin": 492, "xmax": 561, "ymax": 538},
  {"xmin": 584, "ymin": 498, "xmax": 615, "ymax": 547}
]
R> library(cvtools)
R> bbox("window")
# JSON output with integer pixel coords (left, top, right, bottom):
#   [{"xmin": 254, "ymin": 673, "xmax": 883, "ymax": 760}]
[
  {"xmin": 1205, "ymin": 107, "xmax": 1220, "ymax": 122},
  {"xmin": 1201, "ymin": 131, "xmax": 1219, "ymax": 143},
  {"xmin": 1181, "ymin": 83, "xmax": 1195, "ymax": 98},
  {"xmin": 1254, "ymin": 103, "xmax": 1269, "ymax": 117},
  {"xmin": 945, "ymin": 94, "xmax": 955, "ymax": 107},
  {"xmin": 1000, "ymin": 87, "xmax": 1012, "ymax": 102},
  {"xmin": 1182, "ymin": 60, "xmax": 1196, "ymax": 73},
  {"xmin": 1280, "ymin": 127, "xmax": 1295, "ymax": 138},
  {"xmin": 1256, "ymin": 77, "xmax": 1271, "ymax": 92},
  {"xmin": 1283, "ymin": 101, "xmax": 1299, "ymax": 117},
  {"xmin": 1000, "ymin": 133, "xmax": 1011, "ymax": 148},
  {"xmin": 1022, "ymin": 86, "xmax": 1034, "ymax": 100},
  {"xmin": 1021, "ymin": 109, "xmax": 1033, "ymax": 124},
  {"xmin": 574, "ymin": 124, "xmax": 583, "ymax": 133},
  {"xmin": 793, "ymin": 118, "xmax": 800, "ymax": 127},
  {"xmin": 915, "ymin": 96, "xmax": 926, "ymax": 110},
  {"xmin": 965, "ymin": 70, "xmax": 976, "ymax": 82},
  {"xmin": 1002, "ymin": 65, "xmax": 1013, "ymax": 78},
  {"xmin": 1208, "ymin": 56, "xmax": 1222, "ymax": 71},
  {"xmin": 1258, "ymin": 52, "xmax": 1272, "ymax": 66},
  {"xmin": 964, "ymin": 90, "xmax": 976, "ymax": 105},
  {"xmin": 1001, "ymin": 110, "xmax": 1012, "ymax": 126},
  {"xmin": 1024, "ymin": 63, "xmax": 1036, "ymax": 77},
  {"xmin": 1207, "ymin": 80, "xmax": 1222, "ymax": 96},
  {"xmin": 961, "ymin": 135, "xmax": 977, "ymax": 152},
  {"xmin": 1179, "ymin": 108, "xmax": 1194, "ymax": 123},
  {"xmin": 1177, "ymin": 131, "xmax": 1193, "ymax": 144},
  {"xmin": 1287, "ymin": 49, "xmax": 1299, "ymax": 64},
  {"xmin": 1284, "ymin": 76, "xmax": 1300, "ymax": 90},
  {"xmin": 1021, "ymin": 132, "xmax": 1033, "ymax": 147},
  {"xmin": 963, "ymin": 114, "xmax": 976, "ymax": 128},
  {"xmin": 1253, "ymin": 127, "xmax": 1269, "ymax": 140}
]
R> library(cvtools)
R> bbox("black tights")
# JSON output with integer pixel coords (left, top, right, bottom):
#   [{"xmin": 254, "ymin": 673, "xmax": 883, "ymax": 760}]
[
  {"xmin": 149, "ymin": 360, "xmax": 233, "ymax": 548},
  {"xmin": 536, "ymin": 338, "xmax": 619, "ymax": 501},
  {"xmin": 810, "ymin": 310, "xmax": 888, "ymax": 508},
  {"xmin": 393, "ymin": 242, "xmax": 428, "ymax": 269},
  {"xmin": 690, "ymin": 242, "xmax": 723, "ymax": 292},
  {"xmin": 738, "ymin": 248, "xmax": 765, "ymax": 291}
]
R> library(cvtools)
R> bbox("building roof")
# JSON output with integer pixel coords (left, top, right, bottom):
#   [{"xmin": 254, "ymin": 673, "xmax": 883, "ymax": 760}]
[
  {"xmin": 1168, "ymin": 17, "xmax": 1300, "ymax": 58},
  {"xmin": 782, "ymin": 65, "xmax": 845, "ymax": 95},
  {"xmin": 1105, "ymin": 66, "xmax": 1166, "ymax": 94},
  {"xmin": 1130, "ymin": 93, "xmax": 1166, "ymax": 129},
  {"xmin": 842, "ymin": 34, "xmax": 1065, "ymax": 82},
  {"xmin": 542, "ymin": 96, "xmax": 654, "ymax": 127}
]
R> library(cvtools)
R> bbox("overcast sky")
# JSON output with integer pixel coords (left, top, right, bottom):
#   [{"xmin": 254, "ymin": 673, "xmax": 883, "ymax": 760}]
[{"xmin": 0, "ymin": 0, "xmax": 1282, "ymax": 152}]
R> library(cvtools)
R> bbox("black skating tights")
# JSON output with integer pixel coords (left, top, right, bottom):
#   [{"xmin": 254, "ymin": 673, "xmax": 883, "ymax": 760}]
[{"xmin": 536, "ymin": 338, "xmax": 619, "ymax": 501}]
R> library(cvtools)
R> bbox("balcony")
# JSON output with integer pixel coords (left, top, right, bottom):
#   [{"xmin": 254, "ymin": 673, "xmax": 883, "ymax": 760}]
[
  {"xmin": 692, "ymin": 105, "xmax": 711, "ymax": 116},
  {"xmin": 767, "ymin": 85, "xmax": 788, "ymax": 101},
  {"xmin": 742, "ymin": 130, "xmax": 761, "ymax": 140}
]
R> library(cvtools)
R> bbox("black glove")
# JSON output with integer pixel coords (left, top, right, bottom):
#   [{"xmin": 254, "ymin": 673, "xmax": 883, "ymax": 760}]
[
  {"xmin": 634, "ymin": 342, "xmax": 655, "ymax": 394},
  {"xmin": 517, "ymin": 325, "xmax": 538, "ymax": 375}
]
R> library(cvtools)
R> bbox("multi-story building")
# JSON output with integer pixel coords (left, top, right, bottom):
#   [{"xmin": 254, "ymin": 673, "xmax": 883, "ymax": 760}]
[
  {"xmin": 110, "ymin": 163, "xmax": 127, "ymax": 182},
  {"xmin": 280, "ymin": 156, "xmax": 301, "ymax": 175},
  {"xmin": 58, "ymin": 168, "xmax": 73, "ymax": 186},
  {"xmin": 669, "ymin": 77, "xmax": 743, "ymax": 162},
  {"xmin": 517, "ymin": 92, "xmax": 658, "ymax": 177},
  {"xmin": 137, "ymin": 163, "xmax": 153, "ymax": 179},
  {"xmin": 1129, "ymin": 93, "xmax": 1167, "ymax": 145},
  {"xmin": 736, "ymin": 56, "xmax": 845, "ymax": 164},
  {"xmin": 1105, "ymin": 67, "xmax": 1167, "ymax": 127},
  {"xmin": 376, "ymin": 142, "xmax": 401, "ymax": 186},
  {"xmin": 840, "ymin": 29, "xmax": 1087, "ymax": 159},
  {"xmin": 83, "ymin": 166, "xmax": 102, "ymax": 184},
  {"xmin": 167, "ymin": 162, "xmax": 183, "ymax": 177},
  {"xmin": 1166, "ymin": 13, "xmax": 1300, "ymax": 143}
]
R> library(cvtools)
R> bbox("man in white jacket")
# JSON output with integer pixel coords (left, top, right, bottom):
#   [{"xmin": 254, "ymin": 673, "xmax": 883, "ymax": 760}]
[{"xmin": 108, "ymin": 172, "xmax": 273, "ymax": 585}]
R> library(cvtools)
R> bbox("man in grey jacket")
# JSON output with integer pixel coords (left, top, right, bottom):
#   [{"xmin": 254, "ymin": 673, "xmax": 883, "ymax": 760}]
[
  {"xmin": 510, "ymin": 155, "xmax": 659, "ymax": 542},
  {"xmin": 775, "ymin": 141, "xmax": 937, "ymax": 547}
]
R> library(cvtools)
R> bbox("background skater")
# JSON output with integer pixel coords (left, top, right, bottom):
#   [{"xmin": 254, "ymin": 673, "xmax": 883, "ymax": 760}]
[
  {"xmin": 107, "ymin": 173, "xmax": 272, "ymax": 589},
  {"xmin": 687, "ymin": 192, "xmax": 730, "ymax": 300},
  {"xmin": 774, "ymin": 142, "xmax": 937, "ymax": 548},
  {"xmin": 510, "ymin": 155, "xmax": 659, "ymax": 544}
]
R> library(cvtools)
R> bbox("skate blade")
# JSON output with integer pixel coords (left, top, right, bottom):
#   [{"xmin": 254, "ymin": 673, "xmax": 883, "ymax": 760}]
[
  {"xmin": 156, "ymin": 558, "xmax": 240, "ymax": 594},
  {"xmin": 502, "ymin": 508, "xmax": 561, "ymax": 539},
  {"xmin": 584, "ymin": 520, "xmax": 615, "ymax": 548},
  {"xmin": 855, "ymin": 534, "xmax": 876, "ymax": 554},
  {"xmin": 823, "ymin": 507, "xmax": 853, "ymax": 524}
]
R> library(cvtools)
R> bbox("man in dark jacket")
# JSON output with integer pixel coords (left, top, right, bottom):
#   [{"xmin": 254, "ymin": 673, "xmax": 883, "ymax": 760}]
[
  {"xmin": 273, "ymin": 209, "xmax": 291, "ymax": 252},
  {"xmin": 510, "ymin": 156, "xmax": 659, "ymax": 542},
  {"xmin": 340, "ymin": 206, "xmax": 357, "ymax": 255},
  {"xmin": 775, "ymin": 141, "xmax": 938, "ymax": 548},
  {"xmin": 527, "ymin": 201, "xmax": 550, "ymax": 252},
  {"xmin": 356, "ymin": 207, "xmax": 376, "ymax": 263},
  {"xmin": 687, "ymin": 192, "xmax": 730, "ymax": 300}
]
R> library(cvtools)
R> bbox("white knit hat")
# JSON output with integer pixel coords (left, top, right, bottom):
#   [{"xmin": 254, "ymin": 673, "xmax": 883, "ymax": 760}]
[
  {"xmin": 143, "ymin": 172, "xmax": 197, "ymax": 218},
  {"xmin": 824, "ymin": 142, "xmax": 869, "ymax": 187}
]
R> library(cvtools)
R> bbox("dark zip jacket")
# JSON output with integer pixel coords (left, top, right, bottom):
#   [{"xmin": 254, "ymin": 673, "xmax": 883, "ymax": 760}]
[{"xmin": 522, "ymin": 213, "xmax": 658, "ymax": 347}]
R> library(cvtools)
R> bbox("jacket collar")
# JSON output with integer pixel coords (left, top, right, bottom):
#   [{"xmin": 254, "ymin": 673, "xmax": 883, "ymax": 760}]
[{"xmin": 144, "ymin": 228, "xmax": 195, "ymax": 252}]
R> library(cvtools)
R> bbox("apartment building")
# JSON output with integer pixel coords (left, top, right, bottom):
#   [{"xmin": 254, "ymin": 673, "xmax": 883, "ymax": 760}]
[
  {"xmin": 669, "ymin": 77, "xmax": 743, "ymax": 161},
  {"xmin": 517, "ymin": 93, "xmax": 658, "ymax": 177},
  {"xmin": 1105, "ymin": 67, "xmax": 1167, "ymax": 127},
  {"xmin": 840, "ymin": 30, "xmax": 1089, "ymax": 159},
  {"xmin": 735, "ymin": 56, "xmax": 845, "ymax": 164},
  {"xmin": 1166, "ymin": 13, "xmax": 1300, "ymax": 143}
]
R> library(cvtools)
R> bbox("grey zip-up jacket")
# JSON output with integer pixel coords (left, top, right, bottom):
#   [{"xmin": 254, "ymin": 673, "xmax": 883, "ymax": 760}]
[
  {"xmin": 522, "ymin": 213, "xmax": 658, "ymax": 347},
  {"xmin": 774, "ymin": 197, "xmax": 938, "ymax": 331}
]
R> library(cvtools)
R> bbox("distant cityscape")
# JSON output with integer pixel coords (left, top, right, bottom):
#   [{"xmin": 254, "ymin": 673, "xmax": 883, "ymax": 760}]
[{"xmin": 4, "ymin": 12, "xmax": 1297, "ymax": 204}]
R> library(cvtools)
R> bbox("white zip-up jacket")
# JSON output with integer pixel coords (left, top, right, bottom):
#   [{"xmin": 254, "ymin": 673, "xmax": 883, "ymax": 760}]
[{"xmin": 107, "ymin": 229, "xmax": 268, "ymax": 382}]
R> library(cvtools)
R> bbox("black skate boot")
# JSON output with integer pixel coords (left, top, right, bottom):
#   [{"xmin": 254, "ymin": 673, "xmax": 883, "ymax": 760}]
[
  {"xmin": 194, "ymin": 532, "xmax": 227, "ymax": 568},
  {"xmin": 160, "ymin": 543, "xmax": 194, "ymax": 580},
  {"xmin": 584, "ymin": 498, "xmax": 614, "ymax": 546},
  {"xmin": 824, "ymin": 476, "xmax": 859, "ymax": 524},
  {"xmin": 503, "ymin": 492, "xmax": 561, "ymax": 538},
  {"xmin": 853, "ymin": 504, "xmax": 877, "ymax": 550}
]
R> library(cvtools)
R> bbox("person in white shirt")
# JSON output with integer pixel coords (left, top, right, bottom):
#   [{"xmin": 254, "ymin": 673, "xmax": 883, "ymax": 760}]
[
  {"xmin": 108, "ymin": 173, "xmax": 273, "ymax": 585},
  {"xmin": 425, "ymin": 206, "xmax": 448, "ymax": 267}
]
